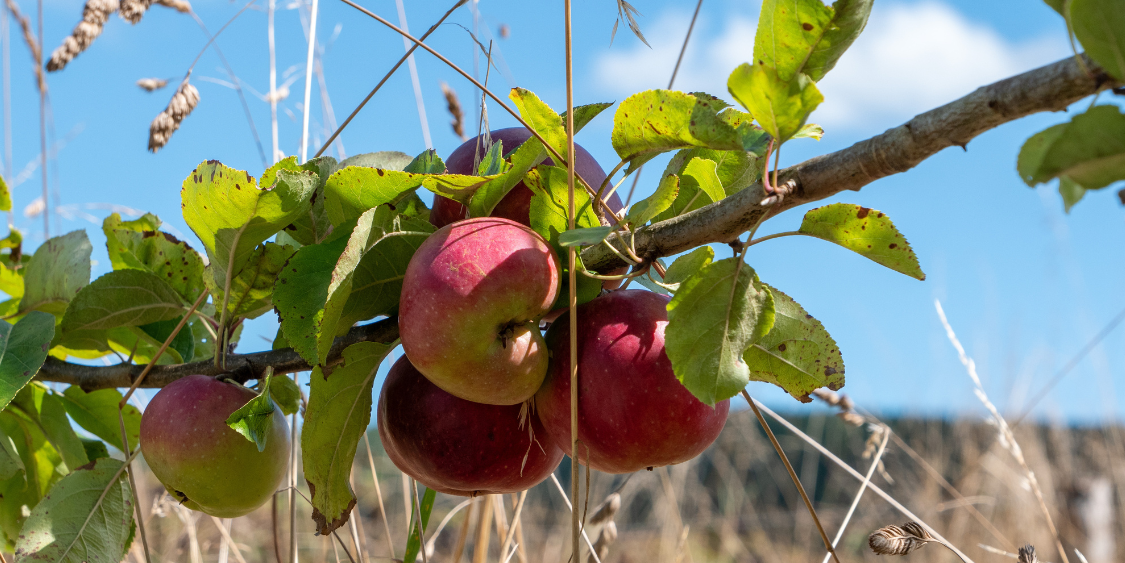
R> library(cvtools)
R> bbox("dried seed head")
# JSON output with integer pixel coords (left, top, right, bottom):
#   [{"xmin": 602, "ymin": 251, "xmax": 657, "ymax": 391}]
[
  {"xmin": 440, "ymin": 81, "xmax": 467, "ymax": 141},
  {"xmin": 868, "ymin": 522, "xmax": 934, "ymax": 556},
  {"xmin": 839, "ymin": 410, "xmax": 866, "ymax": 427},
  {"xmin": 46, "ymin": 0, "xmax": 119, "ymax": 72},
  {"xmin": 118, "ymin": 0, "xmax": 152, "ymax": 24},
  {"xmin": 1017, "ymin": 545, "xmax": 1038, "ymax": 563},
  {"xmin": 587, "ymin": 521, "xmax": 617, "ymax": 563},
  {"xmin": 149, "ymin": 81, "xmax": 200, "ymax": 152},
  {"xmin": 812, "ymin": 388, "xmax": 841, "ymax": 406},
  {"xmin": 153, "ymin": 0, "xmax": 191, "ymax": 13},
  {"xmin": 588, "ymin": 493, "xmax": 621, "ymax": 526},
  {"xmin": 136, "ymin": 78, "xmax": 168, "ymax": 92}
]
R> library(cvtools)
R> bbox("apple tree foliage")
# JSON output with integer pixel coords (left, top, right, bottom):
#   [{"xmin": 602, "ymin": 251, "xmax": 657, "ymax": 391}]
[{"xmin": 0, "ymin": 0, "xmax": 1121, "ymax": 559}]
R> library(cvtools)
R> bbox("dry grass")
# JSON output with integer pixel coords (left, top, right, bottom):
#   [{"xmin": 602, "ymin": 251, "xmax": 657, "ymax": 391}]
[{"xmin": 148, "ymin": 79, "xmax": 200, "ymax": 152}]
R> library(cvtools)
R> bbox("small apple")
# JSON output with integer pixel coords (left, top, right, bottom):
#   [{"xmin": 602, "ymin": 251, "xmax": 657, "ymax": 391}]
[
  {"xmin": 399, "ymin": 216, "xmax": 560, "ymax": 405},
  {"xmin": 378, "ymin": 356, "xmax": 564, "ymax": 496},
  {"xmin": 535, "ymin": 290, "xmax": 730, "ymax": 473},
  {"xmin": 430, "ymin": 127, "xmax": 624, "ymax": 228},
  {"xmin": 140, "ymin": 374, "xmax": 290, "ymax": 518}
]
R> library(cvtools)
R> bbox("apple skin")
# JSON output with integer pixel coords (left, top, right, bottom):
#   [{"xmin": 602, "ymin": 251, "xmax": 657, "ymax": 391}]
[
  {"xmin": 430, "ymin": 127, "xmax": 624, "ymax": 228},
  {"xmin": 534, "ymin": 290, "xmax": 730, "ymax": 474},
  {"xmin": 139, "ymin": 375, "xmax": 290, "ymax": 518},
  {"xmin": 399, "ymin": 216, "xmax": 560, "ymax": 405},
  {"xmin": 378, "ymin": 356, "xmax": 564, "ymax": 496}
]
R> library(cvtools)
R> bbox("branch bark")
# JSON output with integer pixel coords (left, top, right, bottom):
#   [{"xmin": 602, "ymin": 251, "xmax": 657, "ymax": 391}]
[
  {"xmin": 581, "ymin": 55, "xmax": 1120, "ymax": 272},
  {"xmin": 32, "ymin": 55, "xmax": 1120, "ymax": 391}
]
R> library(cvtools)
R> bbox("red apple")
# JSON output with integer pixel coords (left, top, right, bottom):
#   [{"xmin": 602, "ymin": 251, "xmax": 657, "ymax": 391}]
[
  {"xmin": 430, "ymin": 127, "xmax": 624, "ymax": 228},
  {"xmin": 399, "ymin": 216, "xmax": 560, "ymax": 405},
  {"xmin": 535, "ymin": 290, "xmax": 730, "ymax": 474},
  {"xmin": 140, "ymin": 375, "xmax": 290, "ymax": 517},
  {"xmin": 378, "ymin": 356, "xmax": 563, "ymax": 496}
]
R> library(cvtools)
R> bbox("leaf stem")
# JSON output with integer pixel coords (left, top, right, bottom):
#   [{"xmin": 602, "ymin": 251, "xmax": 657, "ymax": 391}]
[
  {"xmin": 745, "ymin": 230, "xmax": 803, "ymax": 248},
  {"xmin": 122, "ymin": 289, "xmax": 208, "ymax": 405}
]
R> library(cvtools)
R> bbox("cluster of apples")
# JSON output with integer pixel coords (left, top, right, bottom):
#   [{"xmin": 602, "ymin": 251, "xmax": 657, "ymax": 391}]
[{"xmin": 380, "ymin": 129, "xmax": 730, "ymax": 496}]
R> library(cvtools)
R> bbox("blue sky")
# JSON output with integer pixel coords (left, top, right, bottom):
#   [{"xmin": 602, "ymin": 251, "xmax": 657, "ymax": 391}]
[{"xmin": 6, "ymin": 0, "xmax": 1124, "ymax": 422}]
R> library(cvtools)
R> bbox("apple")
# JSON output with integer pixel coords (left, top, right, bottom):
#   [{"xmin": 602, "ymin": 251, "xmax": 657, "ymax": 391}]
[
  {"xmin": 399, "ymin": 216, "xmax": 560, "ymax": 405},
  {"xmin": 378, "ymin": 356, "xmax": 564, "ymax": 496},
  {"xmin": 430, "ymin": 127, "xmax": 624, "ymax": 228},
  {"xmin": 140, "ymin": 374, "xmax": 290, "ymax": 518},
  {"xmin": 534, "ymin": 290, "xmax": 730, "ymax": 473}
]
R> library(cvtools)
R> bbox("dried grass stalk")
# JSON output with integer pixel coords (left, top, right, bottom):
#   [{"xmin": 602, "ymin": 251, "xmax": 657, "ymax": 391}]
[
  {"xmin": 136, "ymin": 78, "xmax": 168, "ymax": 91},
  {"xmin": 588, "ymin": 493, "xmax": 620, "ymax": 526},
  {"xmin": 46, "ymin": 0, "xmax": 118, "ymax": 71},
  {"xmin": 153, "ymin": 0, "xmax": 191, "ymax": 12},
  {"xmin": 868, "ymin": 522, "xmax": 935, "ymax": 556},
  {"xmin": 1018, "ymin": 545, "xmax": 1039, "ymax": 563},
  {"xmin": 440, "ymin": 81, "xmax": 467, "ymax": 141},
  {"xmin": 149, "ymin": 79, "xmax": 200, "ymax": 152},
  {"xmin": 5, "ymin": 0, "xmax": 46, "ymax": 92},
  {"xmin": 587, "ymin": 521, "xmax": 616, "ymax": 563},
  {"xmin": 118, "ymin": 0, "xmax": 152, "ymax": 24}
]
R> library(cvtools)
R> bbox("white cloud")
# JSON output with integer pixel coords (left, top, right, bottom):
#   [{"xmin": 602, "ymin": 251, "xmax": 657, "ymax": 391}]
[{"xmin": 592, "ymin": 1, "xmax": 1070, "ymax": 133}]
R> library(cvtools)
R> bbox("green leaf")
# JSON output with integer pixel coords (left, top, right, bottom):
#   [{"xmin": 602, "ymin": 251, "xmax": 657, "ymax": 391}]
[
  {"xmin": 754, "ymin": 0, "xmax": 873, "ymax": 82},
  {"xmin": 1071, "ymin": 0, "xmax": 1125, "ymax": 80},
  {"xmin": 136, "ymin": 316, "xmax": 195, "ymax": 364},
  {"xmin": 681, "ymin": 157, "xmax": 727, "ymax": 204},
  {"xmin": 0, "ymin": 312, "xmax": 56, "ymax": 411},
  {"xmin": 102, "ymin": 213, "xmax": 206, "ymax": 303},
  {"xmin": 80, "ymin": 438, "xmax": 109, "ymax": 462},
  {"xmin": 1059, "ymin": 176, "xmax": 1087, "ymax": 213},
  {"xmin": 793, "ymin": 123, "xmax": 825, "ymax": 141},
  {"xmin": 611, "ymin": 90, "xmax": 743, "ymax": 173},
  {"xmin": 476, "ymin": 140, "xmax": 508, "ymax": 176},
  {"xmin": 744, "ymin": 285, "xmax": 844, "ymax": 402},
  {"xmin": 324, "ymin": 167, "xmax": 433, "ymax": 226},
  {"xmin": 226, "ymin": 374, "xmax": 279, "ymax": 452},
  {"xmin": 57, "ymin": 387, "xmax": 141, "ymax": 453},
  {"xmin": 263, "ymin": 156, "xmax": 338, "ymax": 246},
  {"xmin": 403, "ymin": 487, "xmax": 436, "ymax": 563},
  {"xmin": 559, "ymin": 226, "xmax": 613, "ymax": 248},
  {"xmin": 205, "ymin": 242, "xmax": 296, "ymax": 320},
  {"xmin": 13, "ymin": 457, "xmax": 133, "ymax": 563},
  {"xmin": 403, "ymin": 149, "xmax": 446, "ymax": 175},
  {"xmin": 665, "ymin": 258, "xmax": 775, "ymax": 405},
  {"xmin": 527, "ymin": 166, "xmax": 603, "ymax": 307},
  {"xmin": 626, "ymin": 173, "xmax": 679, "ymax": 226},
  {"xmin": 560, "ymin": 102, "xmax": 614, "ymax": 132},
  {"xmin": 0, "ymin": 175, "xmax": 10, "ymax": 213},
  {"xmin": 181, "ymin": 161, "xmax": 315, "ymax": 306},
  {"xmin": 510, "ymin": 88, "xmax": 568, "ymax": 159},
  {"xmin": 264, "ymin": 374, "xmax": 301, "ymax": 416},
  {"xmin": 0, "ymin": 431, "xmax": 23, "ymax": 482},
  {"xmin": 719, "ymin": 108, "xmax": 774, "ymax": 155},
  {"xmin": 8, "ymin": 384, "xmax": 88, "ymax": 472},
  {"xmin": 798, "ymin": 203, "xmax": 926, "ymax": 280},
  {"xmin": 466, "ymin": 139, "xmax": 546, "ymax": 219},
  {"xmin": 337, "ymin": 212, "xmax": 435, "ymax": 329},
  {"xmin": 1019, "ymin": 105, "xmax": 1125, "ymax": 190},
  {"xmin": 0, "ymin": 410, "xmax": 65, "ymax": 549},
  {"xmin": 1043, "ymin": 0, "xmax": 1064, "ymax": 15},
  {"xmin": 60, "ymin": 270, "xmax": 185, "ymax": 333},
  {"xmin": 665, "ymin": 246, "xmax": 715, "ymax": 286},
  {"xmin": 728, "ymin": 64, "xmax": 824, "ymax": 143},
  {"xmin": 18, "ymin": 231, "xmax": 91, "ymax": 316},
  {"xmin": 303, "ymin": 341, "xmax": 395, "ymax": 535},
  {"xmin": 336, "ymin": 151, "xmax": 415, "ymax": 171},
  {"xmin": 654, "ymin": 149, "xmax": 762, "ymax": 223},
  {"xmin": 276, "ymin": 209, "xmax": 384, "ymax": 366}
]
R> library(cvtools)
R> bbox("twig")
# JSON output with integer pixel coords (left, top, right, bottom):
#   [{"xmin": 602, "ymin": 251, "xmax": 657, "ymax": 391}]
[
  {"xmin": 288, "ymin": 372, "xmax": 300, "ymax": 563},
  {"xmin": 209, "ymin": 517, "xmax": 250, "ymax": 563},
  {"xmin": 821, "ymin": 424, "xmax": 889, "ymax": 563},
  {"xmin": 547, "ymin": 474, "xmax": 603, "ymax": 563},
  {"xmin": 563, "ymin": 2, "xmax": 583, "ymax": 561},
  {"xmin": 742, "ymin": 390, "xmax": 840, "ymax": 563},
  {"xmin": 120, "ymin": 290, "xmax": 207, "ymax": 404},
  {"xmin": 498, "ymin": 490, "xmax": 527, "ymax": 561},
  {"xmin": 268, "ymin": 0, "xmax": 278, "ymax": 162},
  {"xmin": 362, "ymin": 432, "xmax": 395, "ymax": 558},
  {"xmin": 314, "ymin": 0, "xmax": 467, "ymax": 158},
  {"xmin": 394, "ymin": 0, "xmax": 431, "ymax": 149}
]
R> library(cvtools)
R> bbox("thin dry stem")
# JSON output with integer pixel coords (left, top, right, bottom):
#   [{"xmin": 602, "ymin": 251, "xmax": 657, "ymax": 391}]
[
  {"xmin": 936, "ymin": 300, "xmax": 1070, "ymax": 563},
  {"xmin": 361, "ymin": 432, "xmax": 394, "ymax": 558},
  {"xmin": 588, "ymin": 522, "xmax": 617, "ymax": 563},
  {"xmin": 209, "ymin": 517, "xmax": 249, "ymax": 563},
  {"xmin": 471, "ymin": 494, "xmax": 494, "ymax": 563},
  {"xmin": 45, "ymin": 0, "xmax": 117, "ymax": 71},
  {"xmin": 743, "ymin": 391, "xmax": 841, "ymax": 563},
  {"xmin": 148, "ymin": 78, "xmax": 200, "ymax": 152},
  {"xmin": 153, "ymin": 0, "xmax": 190, "ymax": 12},
  {"xmin": 440, "ymin": 81, "xmax": 467, "ymax": 141},
  {"xmin": 822, "ymin": 424, "xmax": 890, "ymax": 563}
]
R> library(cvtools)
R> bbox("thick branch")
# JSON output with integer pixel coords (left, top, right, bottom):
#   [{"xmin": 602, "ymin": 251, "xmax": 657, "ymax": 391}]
[
  {"xmin": 32, "ymin": 55, "xmax": 1119, "ymax": 390},
  {"xmin": 581, "ymin": 55, "xmax": 1120, "ymax": 272},
  {"xmin": 36, "ymin": 318, "xmax": 399, "ymax": 391}
]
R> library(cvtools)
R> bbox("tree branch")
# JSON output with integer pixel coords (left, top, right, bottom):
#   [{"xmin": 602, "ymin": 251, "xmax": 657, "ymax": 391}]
[
  {"xmin": 32, "ymin": 55, "xmax": 1119, "ymax": 391},
  {"xmin": 37, "ymin": 318, "xmax": 399, "ymax": 391},
  {"xmin": 581, "ymin": 55, "xmax": 1120, "ymax": 272}
]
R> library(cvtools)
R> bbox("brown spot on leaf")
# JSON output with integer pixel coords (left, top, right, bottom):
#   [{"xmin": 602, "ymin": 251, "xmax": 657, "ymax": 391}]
[
  {"xmin": 778, "ymin": 343, "xmax": 787, "ymax": 352},
  {"xmin": 802, "ymin": 22, "xmax": 814, "ymax": 30},
  {"xmin": 856, "ymin": 206, "xmax": 870, "ymax": 219},
  {"xmin": 824, "ymin": 367, "xmax": 838, "ymax": 376},
  {"xmin": 889, "ymin": 243, "xmax": 898, "ymax": 249}
]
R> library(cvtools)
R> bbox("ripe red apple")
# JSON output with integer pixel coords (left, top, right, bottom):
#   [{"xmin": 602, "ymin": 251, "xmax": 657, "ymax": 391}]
[
  {"xmin": 399, "ymin": 216, "xmax": 560, "ymax": 405},
  {"xmin": 140, "ymin": 375, "xmax": 290, "ymax": 517},
  {"xmin": 430, "ymin": 127, "xmax": 624, "ymax": 228},
  {"xmin": 535, "ymin": 290, "xmax": 730, "ymax": 474},
  {"xmin": 378, "ymin": 356, "xmax": 563, "ymax": 496}
]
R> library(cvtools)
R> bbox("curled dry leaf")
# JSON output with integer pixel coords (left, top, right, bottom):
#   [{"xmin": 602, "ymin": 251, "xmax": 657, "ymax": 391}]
[
  {"xmin": 45, "ymin": 0, "xmax": 119, "ymax": 72},
  {"xmin": 440, "ymin": 81, "xmax": 467, "ymax": 141},
  {"xmin": 136, "ymin": 78, "xmax": 168, "ymax": 92},
  {"xmin": 149, "ymin": 80, "xmax": 200, "ymax": 152},
  {"xmin": 868, "ymin": 522, "xmax": 935, "ymax": 556},
  {"xmin": 1018, "ymin": 545, "xmax": 1039, "ymax": 563}
]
